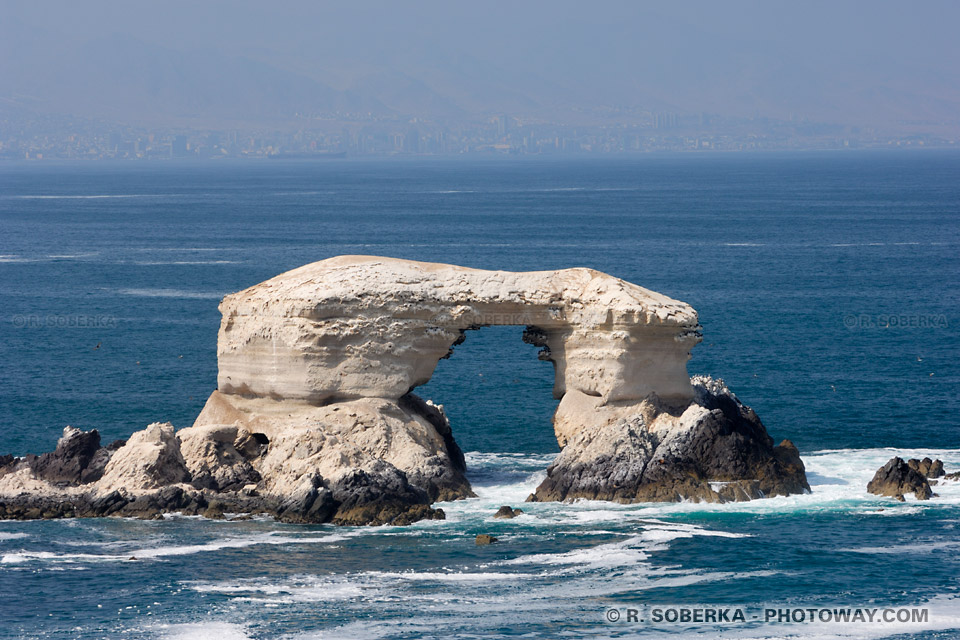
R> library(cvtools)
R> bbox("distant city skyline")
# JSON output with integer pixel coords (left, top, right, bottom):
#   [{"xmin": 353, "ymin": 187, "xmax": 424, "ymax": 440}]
[
  {"xmin": 4, "ymin": 107, "xmax": 953, "ymax": 162},
  {"xmin": 2, "ymin": 1, "xmax": 958, "ymax": 158}
]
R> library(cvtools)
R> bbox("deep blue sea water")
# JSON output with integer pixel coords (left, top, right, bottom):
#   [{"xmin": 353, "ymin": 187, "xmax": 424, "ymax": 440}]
[{"xmin": 0, "ymin": 153, "xmax": 958, "ymax": 639}]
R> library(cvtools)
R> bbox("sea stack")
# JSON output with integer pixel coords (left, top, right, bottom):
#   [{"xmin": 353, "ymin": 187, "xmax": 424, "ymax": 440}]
[{"xmin": 0, "ymin": 256, "xmax": 808, "ymax": 524}]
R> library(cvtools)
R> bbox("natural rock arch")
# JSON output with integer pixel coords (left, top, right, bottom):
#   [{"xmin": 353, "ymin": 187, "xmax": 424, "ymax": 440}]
[
  {"xmin": 0, "ymin": 256, "xmax": 809, "ymax": 525},
  {"xmin": 201, "ymin": 256, "xmax": 805, "ymax": 506},
  {"xmin": 215, "ymin": 255, "xmax": 701, "ymax": 409}
]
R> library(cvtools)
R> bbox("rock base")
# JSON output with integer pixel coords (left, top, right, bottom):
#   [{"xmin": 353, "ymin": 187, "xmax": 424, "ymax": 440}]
[
  {"xmin": 0, "ymin": 393, "xmax": 464, "ymax": 527},
  {"xmin": 0, "ymin": 485, "xmax": 445, "ymax": 525},
  {"xmin": 530, "ymin": 376, "xmax": 809, "ymax": 504},
  {"xmin": 1, "ymin": 378, "xmax": 808, "ymax": 522}
]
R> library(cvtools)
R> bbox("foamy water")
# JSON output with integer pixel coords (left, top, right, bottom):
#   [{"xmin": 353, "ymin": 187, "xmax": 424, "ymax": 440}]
[{"xmin": 2, "ymin": 448, "xmax": 958, "ymax": 637}]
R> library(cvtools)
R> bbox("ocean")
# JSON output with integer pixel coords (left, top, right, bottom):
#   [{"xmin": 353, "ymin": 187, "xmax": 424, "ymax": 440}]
[{"xmin": 0, "ymin": 152, "xmax": 958, "ymax": 639}]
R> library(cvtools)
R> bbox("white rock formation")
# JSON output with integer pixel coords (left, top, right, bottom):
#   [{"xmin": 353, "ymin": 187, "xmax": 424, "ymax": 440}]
[
  {"xmin": 96, "ymin": 422, "xmax": 190, "ymax": 492},
  {"xmin": 194, "ymin": 255, "xmax": 703, "ymax": 508},
  {"xmin": 191, "ymin": 391, "xmax": 468, "ymax": 502},
  {"xmin": 216, "ymin": 255, "xmax": 701, "ymax": 406},
  {"xmin": 0, "ymin": 256, "xmax": 807, "ymax": 524}
]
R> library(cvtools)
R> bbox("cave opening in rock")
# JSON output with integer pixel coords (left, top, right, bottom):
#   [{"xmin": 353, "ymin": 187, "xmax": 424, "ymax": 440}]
[{"xmin": 415, "ymin": 325, "xmax": 560, "ymax": 455}]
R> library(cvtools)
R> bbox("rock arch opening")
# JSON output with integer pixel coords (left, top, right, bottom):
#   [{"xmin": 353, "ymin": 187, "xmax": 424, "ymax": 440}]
[{"xmin": 415, "ymin": 324, "xmax": 559, "ymax": 455}]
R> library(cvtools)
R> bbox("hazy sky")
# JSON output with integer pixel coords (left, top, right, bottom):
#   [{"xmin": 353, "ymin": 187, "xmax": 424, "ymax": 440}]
[{"xmin": 3, "ymin": 1, "xmax": 959, "ymax": 131}]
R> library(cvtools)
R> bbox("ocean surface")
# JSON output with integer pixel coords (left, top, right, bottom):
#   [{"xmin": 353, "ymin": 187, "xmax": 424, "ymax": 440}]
[{"xmin": 0, "ymin": 153, "xmax": 958, "ymax": 639}]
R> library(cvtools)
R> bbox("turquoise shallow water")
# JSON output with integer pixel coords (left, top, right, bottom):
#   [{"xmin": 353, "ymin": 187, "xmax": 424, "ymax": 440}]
[{"xmin": 0, "ymin": 153, "xmax": 958, "ymax": 638}]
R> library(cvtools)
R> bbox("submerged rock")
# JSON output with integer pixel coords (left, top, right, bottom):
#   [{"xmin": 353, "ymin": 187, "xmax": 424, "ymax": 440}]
[
  {"xmin": 493, "ymin": 506, "xmax": 524, "ymax": 519},
  {"xmin": 475, "ymin": 534, "xmax": 498, "ymax": 545},
  {"xmin": 867, "ymin": 458, "xmax": 934, "ymax": 501}
]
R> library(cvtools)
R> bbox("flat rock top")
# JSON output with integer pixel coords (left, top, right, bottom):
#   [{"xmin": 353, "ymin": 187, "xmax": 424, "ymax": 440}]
[{"xmin": 223, "ymin": 255, "xmax": 698, "ymax": 328}]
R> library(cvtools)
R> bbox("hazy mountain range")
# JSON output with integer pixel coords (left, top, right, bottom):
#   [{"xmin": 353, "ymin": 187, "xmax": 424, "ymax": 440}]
[{"xmin": 2, "ymin": 1, "xmax": 958, "ymax": 134}]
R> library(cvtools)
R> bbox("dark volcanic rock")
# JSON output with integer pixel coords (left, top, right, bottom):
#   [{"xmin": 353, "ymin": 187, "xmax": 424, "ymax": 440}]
[
  {"xmin": 0, "ymin": 374, "xmax": 808, "ymax": 524},
  {"xmin": 274, "ymin": 473, "xmax": 337, "ymax": 524},
  {"xmin": 30, "ymin": 427, "xmax": 102, "ymax": 486},
  {"xmin": 330, "ymin": 462, "xmax": 442, "ymax": 526},
  {"xmin": 0, "ymin": 455, "xmax": 19, "ymax": 480},
  {"xmin": 532, "ymin": 377, "xmax": 809, "ymax": 504},
  {"xmin": 868, "ymin": 458, "xmax": 934, "ymax": 500},
  {"xmin": 907, "ymin": 458, "xmax": 944, "ymax": 479},
  {"xmin": 398, "ymin": 393, "xmax": 475, "ymax": 502},
  {"xmin": 90, "ymin": 489, "xmax": 129, "ymax": 515},
  {"xmin": 532, "ymin": 416, "xmax": 659, "ymax": 503},
  {"xmin": 0, "ymin": 423, "xmax": 443, "ymax": 526},
  {"xmin": 81, "ymin": 440, "xmax": 125, "ymax": 484}
]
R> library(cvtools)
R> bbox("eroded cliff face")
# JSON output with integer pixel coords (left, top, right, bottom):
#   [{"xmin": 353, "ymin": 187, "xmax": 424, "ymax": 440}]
[{"xmin": 0, "ymin": 256, "xmax": 807, "ymax": 525}]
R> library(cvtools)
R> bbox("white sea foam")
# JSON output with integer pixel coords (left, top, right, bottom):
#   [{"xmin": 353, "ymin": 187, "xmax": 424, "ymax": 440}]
[
  {"xmin": 0, "ymin": 253, "xmax": 98, "ymax": 263},
  {"xmin": 464, "ymin": 451, "xmax": 557, "ymax": 466},
  {"xmin": 369, "ymin": 569, "xmax": 536, "ymax": 582},
  {"xmin": 0, "ymin": 531, "xmax": 347, "ymax": 564},
  {"xmin": 187, "ymin": 569, "xmax": 536, "ymax": 607},
  {"xmin": 640, "ymin": 522, "xmax": 749, "ymax": 543},
  {"xmin": 503, "ymin": 534, "xmax": 650, "ymax": 568},
  {"xmin": 152, "ymin": 622, "xmax": 253, "ymax": 640},
  {"xmin": 189, "ymin": 575, "xmax": 366, "ymax": 603},
  {"xmin": 499, "ymin": 520, "xmax": 748, "ymax": 570},
  {"xmin": 0, "ymin": 532, "xmax": 28, "ymax": 541},
  {"xmin": 114, "ymin": 288, "xmax": 226, "ymax": 299},
  {"xmin": 842, "ymin": 539, "xmax": 960, "ymax": 555},
  {"xmin": 46, "ymin": 253, "xmax": 99, "ymax": 259}
]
